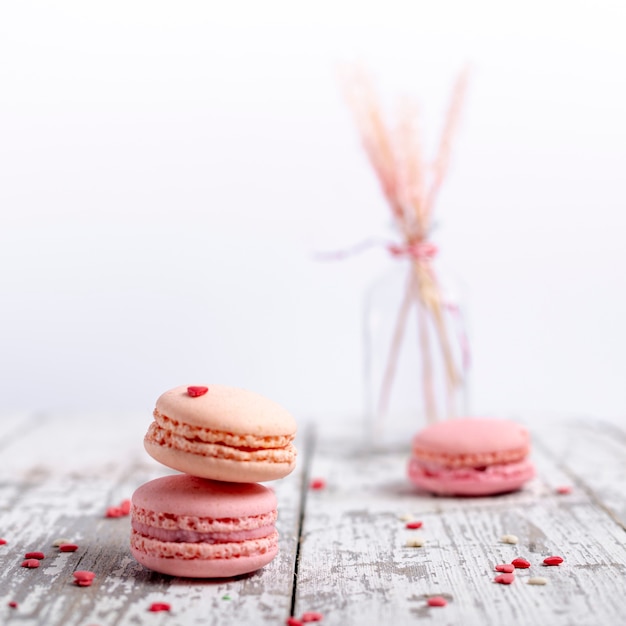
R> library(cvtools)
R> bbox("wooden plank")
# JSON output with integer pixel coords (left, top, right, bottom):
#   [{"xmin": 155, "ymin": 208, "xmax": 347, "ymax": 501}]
[
  {"xmin": 293, "ymin": 422, "xmax": 626, "ymax": 625},
  {"xmin": 533, "ymin": 418, "xmax": 626, "ymax": 529},
  {"xmin": 0, "ymin": 412, "xmax": 306, "ymax": 626}
]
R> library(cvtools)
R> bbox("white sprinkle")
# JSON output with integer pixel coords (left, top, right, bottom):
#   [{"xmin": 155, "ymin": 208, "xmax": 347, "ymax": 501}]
[
  {"xmin": 500, "ymin": 534, "xmax": 519, "ymax": 545},
  {"xmin": 406, "ymin": 536, "xmax": 425, "ymax": 548},
  {"xmin": 52, "ymin": 538, "xmax": 72, "ymax": 547},
  {"xmin": 528, "ymin": 577, "xmax": 548, "ymax": 585},
  {"xmin": 398, "ymin": 513, "xmax": 414, "ymax": 522}
]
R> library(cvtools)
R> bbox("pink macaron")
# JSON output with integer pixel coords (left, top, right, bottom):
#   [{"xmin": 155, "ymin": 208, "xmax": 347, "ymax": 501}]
[
  {"xmin": 144, "ymin": 384, "xmax": 297, "ymax": 483},
  {"xmin": 130, "ymin": 474, "xmax": 279, "ymax": 578},
  {"xmin": 407, "ymin": 417, "xmax": 535, "ymax": 496}
]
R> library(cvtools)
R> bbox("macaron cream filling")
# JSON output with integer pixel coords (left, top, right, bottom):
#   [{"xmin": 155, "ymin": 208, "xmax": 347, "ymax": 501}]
[
  {"xmin": 146, "ymin": 410, "xmax": 297, "ymax": 463},
  {"xmin": 131, "ymin": 520, "xmax": 276, "ymax": 544}
]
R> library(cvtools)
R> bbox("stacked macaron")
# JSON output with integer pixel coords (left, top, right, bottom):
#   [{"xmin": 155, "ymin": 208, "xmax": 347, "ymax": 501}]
[
  {"xmin": 130, "ymin": 384, "xmax": 297, "ymax": 578},
  {"xmin": 407, "ymin": 417, "xmax": 535, "ymax": 496}
]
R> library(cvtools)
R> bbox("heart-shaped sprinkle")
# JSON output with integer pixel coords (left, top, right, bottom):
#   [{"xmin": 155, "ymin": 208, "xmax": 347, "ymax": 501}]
[
  {"xmin": 427, "ymin": 596, "xmax": 447, "ymax": 607},
  {"xmin": 511, "ymin": 557, "xmax": 531, "ymax": 569},
  {"xmin": 73, "ymin": 570, "xmax": 96, "ymax": 582},
  {"xmin": 149, "ymin": 602, "xmax": 171, "ymax": 612},
  {"xmin": 187, "ymin": 386, "xmax": 209, "ymax": 397},
  {"xmin": 21, "ymin": 559, "xmax": 40, "ymax": 568},
  {"xmin": 543, "ymin": 555, "xmax": 564, "ymax": 566},
  {"xmin": 59, "ymin": 543, "xmax": 79, "ymax": 552},
  {"xmin": 494, "ymin": 573, "xmax": 515, "ymax": 584},
  {"xmin": 406, "ymin": 521, "xmax": 423, "ymax": 530},
  {"xmin": 495, "ymin": 564, "xmax": 515, "ymax": 573},
  {"xmin": 24, "ymin": 551, "xmax": 45, "ymax": 560}
]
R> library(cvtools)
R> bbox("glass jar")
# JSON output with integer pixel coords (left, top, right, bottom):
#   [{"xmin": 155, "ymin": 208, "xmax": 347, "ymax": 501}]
[{"xmin": 363, "ymin": 254, "xmax": 469, "ymax": 450}]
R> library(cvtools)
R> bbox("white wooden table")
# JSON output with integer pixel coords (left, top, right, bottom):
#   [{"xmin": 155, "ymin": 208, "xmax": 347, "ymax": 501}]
[{"xmin": 1, "ymin": 412, "xmax": 625, "ymax": 625}]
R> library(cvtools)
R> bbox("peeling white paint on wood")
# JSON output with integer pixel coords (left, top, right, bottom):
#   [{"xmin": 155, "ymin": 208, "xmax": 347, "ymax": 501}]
[{"xmin": 0, "ymin": 414, "xmax": 625, "ymax": 625}]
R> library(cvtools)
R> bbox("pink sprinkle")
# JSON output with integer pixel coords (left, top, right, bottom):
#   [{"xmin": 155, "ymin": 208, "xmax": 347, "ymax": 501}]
[
  {"xmin": 427, "ymin": 596, "xmax": 447, "ymax": 607},
  {"xmin": 0, "ymin": 538, "xmax": 7, "ymax": 545},
  {"xmin": 59, "ymin": 543, "xmax": 79, "ymax": 552},
  {"xmin": 511, "ymin": 557, "xmax": 531, "ymax": 569},
  {"xmin": 495, "ymin": 564, "xmax": 515, "ymax": 573},
  {"xmin": 106, "ymin": 506, "xmax": 123, "ymax": 518},
  {"xmin": 21, "ymin": 559, "xmax": 40, "ymax": 568},
  {"xmin": 73, "ymin": 570, "xmax": 96, "ymax": 582},
  {"xmin": 187, "ymin": 385, "xmax": 209, "ymax": 397},
  {"xmin": 556, "ymin": 485, "xmax": 572, "ymax": 495},
  {"xmin": 120, "ymin": 499, "xmax": 131, "ymax": 515},
  {"xmin": 309, "ymin": 478, "xmax": 326, "ymax": 490},
  {"xmin": 543, "ymin": 555, "xmax": 564, "ymax": 566},
  {"xmin": 406, "ymin": 521, "xmax": 423, "ymax": 530},
  {"xmin": 301, "ymin": 612, "xmax": 323, "ymax": 622},
  {"xmin": 8, "ymin": 601, "xmax": 18, "ymax": 608},
  {"xmin": 286, "ymin": 619, "xmax": 303, "ymax": 626},
  {"xmin": 25, "ymin": 551, "xmax": 45, "ymax": 560},
  {"xmin": 494, "ymin": 573, "xmax": 515, "ymax": 584},
  {"xmin": 149, "ymin": 602, "xmax": 171, "ymax": 612}
]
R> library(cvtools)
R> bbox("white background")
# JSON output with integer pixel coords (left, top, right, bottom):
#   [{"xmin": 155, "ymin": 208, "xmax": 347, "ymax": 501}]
[{"xmin": 1, "ymin": 0, "xmax": 625, "ymax": 425}]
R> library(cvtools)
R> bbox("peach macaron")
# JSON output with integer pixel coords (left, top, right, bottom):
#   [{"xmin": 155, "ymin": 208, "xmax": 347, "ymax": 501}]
[
  {"xmin": 407, "ymin": 417, "xmax": 535, "ymax": 496},
  {"xmin": 130, "ymin": 474, "xmax": 279, "ymax": 577},
  {"xmin": 144, "ymin": 384, "xmax": 297, "ymax": 483}
]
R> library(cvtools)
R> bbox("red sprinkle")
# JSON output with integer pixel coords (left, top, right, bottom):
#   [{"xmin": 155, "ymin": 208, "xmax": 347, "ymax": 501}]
[
  {"xmin": 25, "ymin": 551, "xmax": 45, "ymax": 560},
  {"xmin": 495, "ymin": 564, "xmax": 515, "ymax": 573},
  {"xmin": 511, "ymin": 557, "xmax": 531, "ymax": 569},
  {"xmin": 494, "ymin": 573, "xmax": 515, "ymax": 584},
  {"xmin": 120, "ymin": 499, "xmax": 132, "ymax": 515},
  {"xmin": 59, "ymin": 543, "xmax": 79, "ymax": 552},
  {"xmin": 286, "ymin": 619, "xmax": 303, "ymax": 626},
  {"xmin": 187, "ymin": 385, "xmax": 209, "ymax": 397},
  {"xmin": 543, "ymin": 555, "xmax": 564, "ymax": 566},
  {"xmin": 105, "ymin": 506, "xmax": 124, "ymax": 518},
  {"xmin": 309, "ymin": 478, "xmax": 326, "ymax": 490},
  {"xmin": 556, "ymin": 485, "xmax": 572, "ymax": 495},
  {"xmin": 21, "ymin": 559, "xmax": 40, "ymax": 568},
  {"xmin": 301, "ymin": 613, "xmax": 324, "ymax": 622},
  {"xmin": 406, "ymin": 521, "xmax": 423, "ymax": 530},
  {"xmin": 149, "ymin": 602, "xmax": 171, "ymax": 612},
  {"xmin": 0, "ymin": 538, "xmax": 7, "ymax": 545},
  {"xmin": 427, "ymin": 596, "xmax": 447, "ymax": 607},
  {"xmin": 73, "ymin": 570, "xmax": 96, "ymax": 583},
  {"xmin": 8, "ymin": 601, "xmax": 18, "ymax": 608}
]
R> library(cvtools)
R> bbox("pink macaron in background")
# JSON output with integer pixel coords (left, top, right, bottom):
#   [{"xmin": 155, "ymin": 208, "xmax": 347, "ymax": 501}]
[
  {"xmin": 130, "ymin": 474, "xmax": 279, "ymax": 578},
  {"xmin": 407, "ymin": 417, "xmax": 535, "ymax": 496},
  {"xmin": 144, "ymin": 384, "xmax": 297, "ymax": 483}
]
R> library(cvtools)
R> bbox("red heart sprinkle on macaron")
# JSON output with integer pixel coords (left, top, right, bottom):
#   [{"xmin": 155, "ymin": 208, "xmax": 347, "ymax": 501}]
[
  {"xmin": 494, "ymin": 573, "xmax": 515, "ymax": 584},
  {"xmin": 149, "ymin": 602, "xmax": 171, "ymax": 612},
  {"xmin": 21, "ymin": 559, "xmax": 40, "ymax": 568},
  {"xmin": 187, "ymin": 386, "xmax": 209, "ymax": 397},
  {"xmin": 495, "ymin": 564, "xmax": 515, "ymax": 573},
  {"xmin": 59, "ymin": 543, "xmax": 79, "ymax": 552},
  {"xmin": 301, "ymin": 612, "xmax": 324, "ymax": 622},
  {"xmin": 543, "ymin": 555, "xmax": 564, "ymax": 566},
  {"xmin": 406, "ymin": 521, "xmax": 423, "ymax": 529},
  {"xmin": 427, "ymin": 596, "xmax": 447, "ymax": 607},
  {"xmin": 511, "ymin": 557, "xmax": 531, "ymax": 569},
  {"xmin": 25, "ymin": 551, "xmax": 45, "ymax": 560},
  {"xmin": 73, "ymin": 570, "xmax": 96, "ymax": 582}
]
